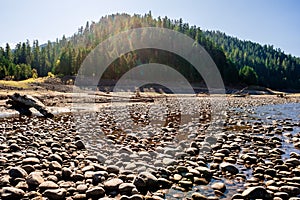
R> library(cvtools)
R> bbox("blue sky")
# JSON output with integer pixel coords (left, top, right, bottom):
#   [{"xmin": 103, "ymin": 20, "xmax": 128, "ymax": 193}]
[{"xmin": 1, "ymin": 0, "xmax": 300, "ymax": 57}]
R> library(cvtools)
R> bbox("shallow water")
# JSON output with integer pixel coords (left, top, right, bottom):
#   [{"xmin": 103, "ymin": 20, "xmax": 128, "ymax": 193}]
[
  {"xmin": 167, "ymin": 103, "xmax": 300, "ymax": 199},
  {"xmin": 255, "ymin": 102, "xmax": 300, "ymax": 122},
  {"xmin": 253, "ymin": 102, "xmax": 300, "ymax": 159}
]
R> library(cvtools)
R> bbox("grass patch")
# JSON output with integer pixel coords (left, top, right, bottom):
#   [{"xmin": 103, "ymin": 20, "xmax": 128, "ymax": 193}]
[{"xmin": 0, "ymin": 78, "xmax": 46, "ymax": 89}]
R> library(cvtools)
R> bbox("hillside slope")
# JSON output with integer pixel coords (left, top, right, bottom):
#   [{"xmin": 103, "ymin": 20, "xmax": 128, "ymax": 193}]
[{"xmin": 0, "ymin": 12, "xmax": 299, "ymax": 90}]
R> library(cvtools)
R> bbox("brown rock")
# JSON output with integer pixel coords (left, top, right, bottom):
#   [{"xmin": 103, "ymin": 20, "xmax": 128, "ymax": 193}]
[
  {"xmin": 26, "ymin": 172, "xmax": 44, "ymax": 187},
  {"xmin": 211, "ymin": 182, "xmax": 226, "ymax": 193},
  {"xmin": 1, "ymin": 187, "xmax": 25, "ymax": 200},
  {"xmin": 43, "ymin": 188, "xmax": 66, "ymax": 200}
]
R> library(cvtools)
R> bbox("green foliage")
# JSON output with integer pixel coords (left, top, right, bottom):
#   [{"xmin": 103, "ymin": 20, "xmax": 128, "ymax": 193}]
[
  {"xmin": 47, "ymin": 72, "xmax": 55, "ymax": 78},
  {"xmin": 12, "ymin": 64, "xmax": 32, "ymax": 80},
  {"xmin": 0, "ymin": 65, "xmax": 8, "ymax": 79},
  {"xmin": 0, "ymin": 13, "xmax": 299, "ymax": 89},
  {"xmin": 239, "ymin": 66, "xmax": 258, "ymax": 85},
  {"xmin": 32, "ymin": 69, "xmax": 38, "ymax": 79},
  {"xmin": 203, "ymin": 30, "xmax": 300, "ymax": 89}
]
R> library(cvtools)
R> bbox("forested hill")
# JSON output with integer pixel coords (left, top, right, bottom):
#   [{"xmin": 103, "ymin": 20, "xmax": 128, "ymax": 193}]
[
  {"xmin": 0, "ymin": 12, "xmax": 299, "ymax": 89},
  {"xmin": 204, "ymin": 31, "xmax": 300, "ymax": 89}
]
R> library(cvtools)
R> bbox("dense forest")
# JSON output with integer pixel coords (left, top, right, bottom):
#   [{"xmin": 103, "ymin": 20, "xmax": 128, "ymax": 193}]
[
  {"xmin": 204, "ymin": 31, "xmax": 300, "ymax": 89},
  {"xmin": 0, "ymin": 12, "xmax": 299, "ymax": 89}
]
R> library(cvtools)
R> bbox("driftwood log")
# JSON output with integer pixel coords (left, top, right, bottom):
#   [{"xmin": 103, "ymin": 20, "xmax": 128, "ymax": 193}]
[{"xmin": 6, "ymin": 93, "xmax": 54, "ymax": 118}]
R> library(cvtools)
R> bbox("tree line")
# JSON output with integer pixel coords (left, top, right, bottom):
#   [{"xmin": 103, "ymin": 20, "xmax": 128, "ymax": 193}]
[
  {"xmin": 0, "ymin": 12, "xmax": 299, "ymax": 89},
  {"xmin": 204, "ymin": 31, "xmax": 300, "ymax": 89}
]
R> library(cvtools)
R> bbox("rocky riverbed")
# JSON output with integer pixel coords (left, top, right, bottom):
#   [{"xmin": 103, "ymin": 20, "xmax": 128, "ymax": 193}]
[{"xmin": 0, "ymin": 95, "xmax": 300, "ymax": 200}]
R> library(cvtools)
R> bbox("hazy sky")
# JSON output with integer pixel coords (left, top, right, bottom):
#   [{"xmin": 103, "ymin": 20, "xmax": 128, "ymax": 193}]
[{"xmin": 1, "ymin": 0, "xmax": 300, "ymax": 57}]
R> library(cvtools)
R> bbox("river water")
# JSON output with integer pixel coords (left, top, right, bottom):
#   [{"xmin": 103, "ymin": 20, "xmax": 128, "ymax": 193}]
[
  {"xmin": 255, "ymin": 102, "xmax": 300, "ymax": 121},
  {"xmin": 253, "ymin": 102, "xmax": 300, "ymax": 161},
  {"xmin": 166, "ymin": 102, "xmax": 300, "ymax": 199}
]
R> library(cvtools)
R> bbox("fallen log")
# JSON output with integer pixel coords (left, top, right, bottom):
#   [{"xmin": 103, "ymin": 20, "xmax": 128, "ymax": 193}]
[{"xmin": 6, "ymin": 93, "xmax": 54, "ymax": 118}]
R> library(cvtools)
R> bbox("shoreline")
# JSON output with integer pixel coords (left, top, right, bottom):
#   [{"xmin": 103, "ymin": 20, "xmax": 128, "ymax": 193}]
[{"xmin": 0, "ymin": 91, "xmax": 299, "ymax": 119}]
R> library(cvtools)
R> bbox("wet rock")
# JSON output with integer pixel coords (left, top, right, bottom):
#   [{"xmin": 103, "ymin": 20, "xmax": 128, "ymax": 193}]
[
  {"xmin": 149, "ymin": 195, "xmax": 165, "ymax": 200},
  {"xmin": 231, "ymin": 193, "xmax": 244, "ymax": 199},
  {"xmin": 39, "ymin": 181, "xmax": 59, "ymax": 191},
  {"xmin": 285, "ymin": 158, "xmax": 300, "ymax": 166},
  {"xmin": 173, "ymin": 174, "xmax": 182, "ymax": 182},
  {"xmin": 22, "ymin": 165, "xmax": 35, "ymax": 174},
  {"xmin": 267, "ymin": 185, "xmax": 280, "ymax": 192},
  {"xmin": 211, "ymin": 182, "xmax": 226, "ymax": 192},
  {"xmin": 72, "ymin": 193, "xmax": 86, "ymax": 200},
  {"xmin": 162, "ymin": 158, "xmax": 177, "ymax": 166},
  {"xmin": 49, "ymin": 161, "xmax": 62, "ymax": 171},
  {"xmin": 104, "ymin": 178, "xmax": 123, "ymax": 191},
  {"xmin": 274, "ymin": 192, "xmax": 290, "ymax": 199},
  {"xmin": 15, "ymin": 181, "xmax": 28, "ymax": 191},
  {"xmin": 283, "ymin": 126, "xmax": 293, "ymax": 131},
  {"xmin": 194, "ymin": 177, "xmax": 209, "ymax": 185},
  {"xmin": 74, "ymin": 140, "xmax": 85, "ymax": 149},
  {"xmin": 120, "ymin": 194, "xmax": 144, "ymax": 200},
  {"xmin": 76, "ymin": 184, "xmax": 88, "ymax": 193},
  {"xmin": 0, "ymin": 157, "xmax": 8, "ymax": 166},
  {"xmin": 47, "ymin": 175, "xmax": 58, "ymax": 183},
  {"xmin": 192, "ymin": 192, "xmax": 208, "ymax": 200},
  {"xmin": 279, "ymin": 185, "xmax": 300, "ymax": 196},
  {"xmin": 106, "ymin": 165, "xmax": 120, "ymax": 174},
  {"xmin": 26, "ymin": 172, "xmax": 44, "ymax": 188},
  {"xmin": 133, "ymin": 177, "xmax": 147, "ymax": 193},
  {"xmin": 291, "ymin": 177, "xmax": 300, "ymax": 184},
  {"xmin": 176, "ymin": 166, "xmax": 188, "ymax": 173},
  {"xmin": 9, "ymin": 167, "xmax": 28, "ymax": 179},
  {"xmin": 119, "ymin": 183, "xmax": 136, "ymax": 195},
  {"xmin": 186, "ymin": 147, "xmax": 198, "ymax": 156},
  {"xmin": 9, "ymin": 143, "xmax": 21, "ymax": 152},
  {"xmin": 242, "ymin": 186, "xmax": 269, "ymax": 199},
  {"xmin": 0, "ymin": 175, "xmax": 10, "ymax": 187},
  {"xmin": 158, "ymin": 177, "xmax": 173, "ymax": 189},
  {"xmin": 43, "ymin": 188, "xmax": 66, "ymax": 200},
  {"xmin": 195, "ymin": 166, "xmax": 213, "ymax": 180},
  {"xmin": 275, "ymin": 164, "xmax": 289, "ymax": 171},
  {"xmin": 86, "ymin": 155, "xmax": 99, "ymax": 162},
  {"xmin": 265, "ymin": 168, "xmax": 277, "ymax": 177},
  {"xmin": 23, "ymin": 191, "xmax": 42, "ymax": 199},
  {"xmin": 220, "ymin": 163, "xmax": 239, "ymax": 175},
  {"xmin": 62, "ymin": 167, "xmax": 72, "ymax": 179},
  {"xmin": 72, "ymin": 173, "xmax": 84, "ymax": 182},
  {"xmin": 241, "ymin": 153, "xmax": 257, "ymax": 164},
  {"xmin": 82, "ymin": 165, "xmax": 95, "ymax": 172},
  {"xmin": 138, "ymin": 172, "xmax": 158, "ymax": 192},
  {"xmin": 22, "ymin": 157, "xmax": 40, "ymax": 165},
  {"xmin": 179, "ymin": 180, "xmax": 193, "ymax": 189},
  {"xmin": 86, "ymin": 186, "xmax": 105, "ymax": 198},
  {"xmin": 92, "ymin": 171, "xmax": 108, "ymax": 184},
  {"xmin": 92, "ymin": 163, "xmax": 106, "ymax": 171},
  {"xmin": 125, "ymin": 163, "xmax": 137, "ymax": 170},
  {"xmin": 207, "ymin": 197, "xmax": 219, "ymax": 200},
  {"xmin": 49, "ymin": 154, "xmax": 63, "ymax": 164},
  {"xmin": 1, "ymin": 187, "xmax": 25, "ymax": 200},
  {"xmin": 187, "ymin": 168, "xmax": 199, "ymax": 177},
  {"xmin": 60, "ymin": 181, "xmax": 75, "ymax": 189}
]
